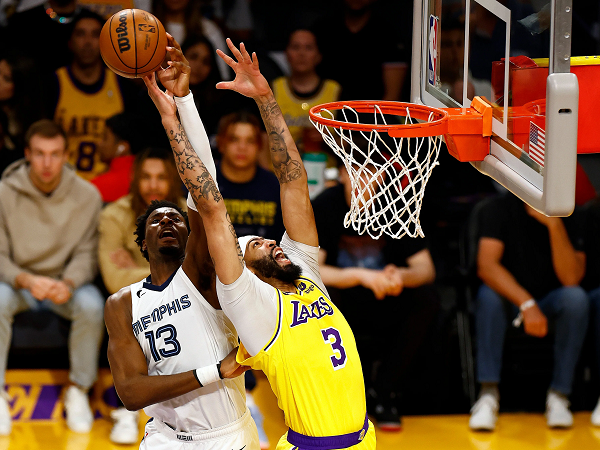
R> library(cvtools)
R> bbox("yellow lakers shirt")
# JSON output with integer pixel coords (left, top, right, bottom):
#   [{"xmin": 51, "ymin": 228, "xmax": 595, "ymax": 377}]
[
  {"xmin": 54, "ymin": 67, "xmax": 124, "ymax": 180},
  {"xmin": 272, "ymin": 77, "xmax": 340, "ymax": 149},
  {"xmin": 218, "ymin": 233, "xmax": 370, "ymax": 441}
]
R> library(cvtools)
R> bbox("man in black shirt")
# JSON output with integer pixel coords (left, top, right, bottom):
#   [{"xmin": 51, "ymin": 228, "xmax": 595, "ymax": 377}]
[
  {"xmin": 312, "ymin": 163, "xmax": 438, "ymax": 431},
  {"xmin": 470, "ymin": 194, "xmax": 588, "ymax": 431}
]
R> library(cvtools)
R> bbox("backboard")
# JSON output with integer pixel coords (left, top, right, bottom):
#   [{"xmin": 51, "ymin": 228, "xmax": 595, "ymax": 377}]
[{"xmin": 412, "ymin": 0, "xmax": 580, "ymax": 215}]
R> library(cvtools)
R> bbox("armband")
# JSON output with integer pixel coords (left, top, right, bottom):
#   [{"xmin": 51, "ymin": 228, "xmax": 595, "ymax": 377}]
[{"xmin": 193, "ymin": 363, "xmax": 222, "ymax": 387}]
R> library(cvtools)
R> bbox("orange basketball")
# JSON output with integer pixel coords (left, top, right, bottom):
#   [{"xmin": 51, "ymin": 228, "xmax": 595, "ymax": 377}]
[{"xmin": 99, "ymin": 9, "xmax": 167, "ymax": 78}]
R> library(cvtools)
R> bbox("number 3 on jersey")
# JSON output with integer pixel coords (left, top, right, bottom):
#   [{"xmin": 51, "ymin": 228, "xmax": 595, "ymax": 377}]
[{"xmin": 321, "ymin": 327, "xmax": 347, "ymax": 370}]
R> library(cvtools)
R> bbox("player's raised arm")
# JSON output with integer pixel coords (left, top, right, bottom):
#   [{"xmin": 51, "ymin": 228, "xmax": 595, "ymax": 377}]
[
  {"xmin": 216, "ymin": 39, "xmax": 318, "ymax": 247},
  {"xmin": 142, "ymin": 74, "xmax": 244, "ymax": 286}
]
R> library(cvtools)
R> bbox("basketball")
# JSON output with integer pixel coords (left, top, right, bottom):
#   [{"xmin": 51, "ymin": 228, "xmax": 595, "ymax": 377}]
[{"xmin": 99, "ymin": 9, "xmax": 167, "ymax": 78}]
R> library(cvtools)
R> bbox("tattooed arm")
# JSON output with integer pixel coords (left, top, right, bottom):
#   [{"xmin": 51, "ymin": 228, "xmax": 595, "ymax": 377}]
[
  {"xmin": 216, "ymin": 39, "xmax": 318, "ymax": 247},
  {"xmin": 143, "ymin": 74, "xmax": 245, "ymax": 285}
]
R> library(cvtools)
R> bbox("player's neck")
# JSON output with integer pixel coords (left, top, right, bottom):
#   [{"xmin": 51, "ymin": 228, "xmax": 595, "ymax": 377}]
[
  {"xmin": 220, "ymin": 160, "xmax": 257, "ymax": 184},
  {"xmin": 148, "ymin": 259, "xmax": 182, "ymax": 287},
  {"xmin": 289, "ymin": 72, "xmax": 320, "ymax": 94},
  {"xmin": 71, "ymin": 61, "xmax": 103, "ymax": 85}
]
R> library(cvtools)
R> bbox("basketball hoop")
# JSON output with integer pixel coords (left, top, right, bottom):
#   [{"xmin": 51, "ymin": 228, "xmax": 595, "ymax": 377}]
[{"xmin": 309, "ymin": 99, "xmax": 491, "ymax": 239}]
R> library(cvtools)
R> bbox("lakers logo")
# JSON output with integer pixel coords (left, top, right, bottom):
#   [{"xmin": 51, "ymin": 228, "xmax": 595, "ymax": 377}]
[{"xmin": 358, "ymin": 429, "xmax": 366, "ymax": 441}]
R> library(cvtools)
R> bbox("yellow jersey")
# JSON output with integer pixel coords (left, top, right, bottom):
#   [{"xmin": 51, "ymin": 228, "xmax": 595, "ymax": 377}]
[
  {"xmin": 272, "ymin": 77, "xmax": 340, "ymax": 150},
  {"xmin": 54, "ymin": 67, "xmax": 124, "ymax": 180},
  {"xmin": 236, "ymin": 255, "xmax": 367, "ymax": 438}
]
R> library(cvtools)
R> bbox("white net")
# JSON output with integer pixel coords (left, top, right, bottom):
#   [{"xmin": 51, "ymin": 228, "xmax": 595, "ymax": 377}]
[{"xmin": 311, "ymin": 104, "xmax": 443, "ymax": 239}]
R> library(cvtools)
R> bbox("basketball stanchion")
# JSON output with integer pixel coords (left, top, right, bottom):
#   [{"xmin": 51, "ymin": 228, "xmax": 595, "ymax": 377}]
[{"xmin": 309, "ymin": 98, "xmax": 493, "ymax": 239}]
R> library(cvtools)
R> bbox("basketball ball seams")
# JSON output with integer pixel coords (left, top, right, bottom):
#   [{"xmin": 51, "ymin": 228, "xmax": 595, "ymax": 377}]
[
  {"xmin": 137, "ymin": 15, "xmax": 161, "ymax": 70},
  {"xmin": 132, "ymin": 9, "xmax": 138, "ymax": 77}
]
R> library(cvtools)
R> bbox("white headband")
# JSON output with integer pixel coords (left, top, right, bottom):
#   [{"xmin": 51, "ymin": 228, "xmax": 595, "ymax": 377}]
[{"xmin": 237, "ymin": 235, "xmax": 259, "ymax": 257}]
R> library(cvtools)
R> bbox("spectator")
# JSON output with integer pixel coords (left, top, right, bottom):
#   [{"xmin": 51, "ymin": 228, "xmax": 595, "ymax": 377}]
[
  {"xmin": 0, "ymin": 120, "xmax": 104, "ymax": 435},
  {"xmin": 91, "ymin": 113, "xmax": 143, "ymax": 203},
  {"xmin": 152, "ymin": 0, "xmax": 230, "ymax": 80},
  {"xmin": 312, "ymin": 160, "xmax": 438, "ymax": 431},
  {"xmin": 215, "ymin": 110, "xmax": 285, "ymax": 449},
  {"xmin": 46, "ymin": 10, "xmax": 138, "ymax": 180},
  {"xmin": 216, "ymin": 111, "xmax": 284, "ymax": 240},
  {"xmin": 182, "ymin": 35, "xmax": 255, "ymax": 140},
  {"xmin": 314, "ymin": 0, "xmax": 408, "ymax": 101},
  {"xmin": 5, "ymin": 0, "xmax": 84, "ymax": 73},
  {"xmin": 98, "ymin": 147, "xmax": 185, "ymax": 296},
  {"xmin": 271, "ymin": 29, "xmax": 340, "ymax": 152},
  {"xmin": 584, "ymin": 199, "xmax": 600, "ymax": 426},
  {"xmin": 0, "ymin": 54, "xmax": 45, "ymax": 155},
  {"xmin": 470, "ymin": 194, "xmax": 588, "ymax": 431}
]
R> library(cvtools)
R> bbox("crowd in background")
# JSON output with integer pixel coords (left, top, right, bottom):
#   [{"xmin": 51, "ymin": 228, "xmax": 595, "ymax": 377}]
[{"xmin": 0, "ymin": 0, "xmax": 600, "ymax": 444}]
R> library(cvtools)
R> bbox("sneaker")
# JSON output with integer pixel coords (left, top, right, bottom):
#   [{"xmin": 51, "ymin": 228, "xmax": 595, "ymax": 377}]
[
  {"xmin": 64, "ymin": 385, "xmax": 93, "ymax": 433},
  {"xmin": 0, "ymin": 391, "xmax": 11, "ymax": 435},
  {"xmin": 469, "ymin": 393, "xmax": 499, "ymax": 431},
  {"xmin": 247, "ymin": 392, "xmax": 269, "ymax": 449},
  {"xmin": 110, "ymin": 408, "xmax": 139, "ymax": 444},
  {"xmin": 592, "ymin": 397, "xmax": 600, "ymax": 427},
  {"xmin": 545, "ymin": 391, "xmax": 573, "ymax": 428}
]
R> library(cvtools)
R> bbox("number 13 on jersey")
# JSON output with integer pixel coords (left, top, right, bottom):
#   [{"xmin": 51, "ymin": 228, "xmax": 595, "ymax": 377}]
[{"xmin": 321, "ymin": 327, "xmax": 347, "ymax": 370}]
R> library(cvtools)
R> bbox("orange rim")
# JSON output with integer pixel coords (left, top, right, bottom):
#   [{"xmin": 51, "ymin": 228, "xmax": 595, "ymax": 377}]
[{"xmin": 309, "ymin": 101, "xmax": 449, "ymax": 138}]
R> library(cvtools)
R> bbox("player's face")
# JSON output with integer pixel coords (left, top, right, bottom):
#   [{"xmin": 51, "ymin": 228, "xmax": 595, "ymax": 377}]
[
  {"xmin": 286, "ymin": 30, "xmax": 321, "ymax": 74},
  {"xmin": 219, "ymin": 123, "xmax": 260, "ymax": 171},
  {"xmin": 0, "ymin": 60, "xmax": 14, "ymax": 102},
  {"xmin": 69, "ymin": 18, "xmax": 101, "ymax": 67},
  {"xmin": 25, "ymin": 134, "xmax": 68, "ymax": 193},
  {"xmin": 138, "ymin": 158, "xmax": 172, "ymax": 206},
  {"xmin": 186, "ymin": 42, "xmax": 212, "ymax": 85},
  {"xmin": 244, "ymin": 237, "xmax": 302, "ymax": 283},
  {"xmin": 144, "ymin": 207, "xmax": 188, "ymax": 259}
]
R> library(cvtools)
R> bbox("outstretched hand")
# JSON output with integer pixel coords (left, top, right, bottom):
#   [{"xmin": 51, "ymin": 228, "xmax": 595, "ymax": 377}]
[
  {"xmin": 215, "ymin": 39, "xmax": 271, "ymax": 99},
  {"xmin": 143, "ymin": 73, "xmax": 176, "ymax": 119},
  {"xmin": 156, "ymin": 33, "xmax": 191, "ymax": 98}
]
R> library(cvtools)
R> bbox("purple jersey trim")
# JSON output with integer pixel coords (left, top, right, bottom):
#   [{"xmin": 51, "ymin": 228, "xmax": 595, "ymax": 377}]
[{"xmin": 287, "ymin": 415, "xmax": 368, "ymax": 450}]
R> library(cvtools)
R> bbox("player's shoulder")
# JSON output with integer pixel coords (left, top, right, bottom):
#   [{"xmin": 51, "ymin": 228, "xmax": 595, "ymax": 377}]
[{"xmin": 105, "ymin": 286, "xmax": 133, "ymax": 318}]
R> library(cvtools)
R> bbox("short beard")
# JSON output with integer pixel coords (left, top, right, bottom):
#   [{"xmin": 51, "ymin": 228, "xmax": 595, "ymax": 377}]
[{"xmin": 249, "ymin": 254, "xmax": 302, "ymax": 284}]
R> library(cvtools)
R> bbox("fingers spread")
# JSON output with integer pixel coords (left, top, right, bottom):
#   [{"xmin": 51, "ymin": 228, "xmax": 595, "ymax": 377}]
[
  {"xmin": 239, "ymin": 42, "xmax": 250, "ymax": 62},
  {"xmin": 216, "ymin": 49, "xmax": 237, "ymax": 68},
  {"xmin": 226, "ymin": 37, "xmax": 243, "ymax": 62}
]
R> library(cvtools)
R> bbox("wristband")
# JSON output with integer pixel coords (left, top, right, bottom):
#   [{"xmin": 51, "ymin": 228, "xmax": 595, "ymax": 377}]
[
  {"xmin": 193, "ymin": 363, "xmax": 221, "ymax": 387},
  {"xmin": 512, "ymin": 299, "xmax": 536, "ymax": 327}
]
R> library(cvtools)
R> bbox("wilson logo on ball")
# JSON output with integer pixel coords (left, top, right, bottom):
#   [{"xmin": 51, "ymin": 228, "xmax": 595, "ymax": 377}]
[{"xmin": 116, "ymin": 11, "xmax": 130, "ymax": 53}]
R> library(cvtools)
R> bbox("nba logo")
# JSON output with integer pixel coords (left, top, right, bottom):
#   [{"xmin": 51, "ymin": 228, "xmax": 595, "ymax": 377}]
[{"xmin": 428, "ymin": 15, "xmax": 438, "ymax": 86}]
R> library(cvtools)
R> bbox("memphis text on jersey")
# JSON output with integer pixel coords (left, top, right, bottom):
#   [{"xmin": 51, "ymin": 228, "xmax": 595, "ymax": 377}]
[{"xmin": 131, "ymin": 294, "xmax": 191, "ymax": 337}]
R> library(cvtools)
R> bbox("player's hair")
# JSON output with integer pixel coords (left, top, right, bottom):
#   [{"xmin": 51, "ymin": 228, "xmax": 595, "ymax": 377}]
[
  {"xmin": 70, "ymin": 9, "xmax": 105, "ymax": 36},
  {"xmin": 24, "ymin": 120, "xmax": 67, "ymax": 149},
  {"xmin": 217, "ymin": 110, "xmax": 262, "ymax": 141},
  {"xmin": 134, "ymin": 200, "xmax": 190, "ymax": 261},
  {"xmin": 130, "ymin": 147, "xmax": 183, "ymax": 218},
  {"xmin": 105, "ymin": 113, "xmax": 144, "ymax": 155}
]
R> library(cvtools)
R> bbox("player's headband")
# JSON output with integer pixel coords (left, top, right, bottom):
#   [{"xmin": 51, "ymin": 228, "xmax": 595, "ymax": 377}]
[{"xmin": 237, "ymin": 235, "xmax": 259, "ymax": 257}]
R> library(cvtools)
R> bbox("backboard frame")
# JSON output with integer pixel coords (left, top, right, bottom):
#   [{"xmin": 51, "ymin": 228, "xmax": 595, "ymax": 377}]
[{"xmin": 411, "ymin": 0, "xmax": 579, "ymax": 216}]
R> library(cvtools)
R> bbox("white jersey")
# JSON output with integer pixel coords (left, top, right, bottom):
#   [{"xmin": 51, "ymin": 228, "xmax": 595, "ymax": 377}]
[{"xmin": 130, "ymin": 266, "xmax": 246, "ymax": 432}]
